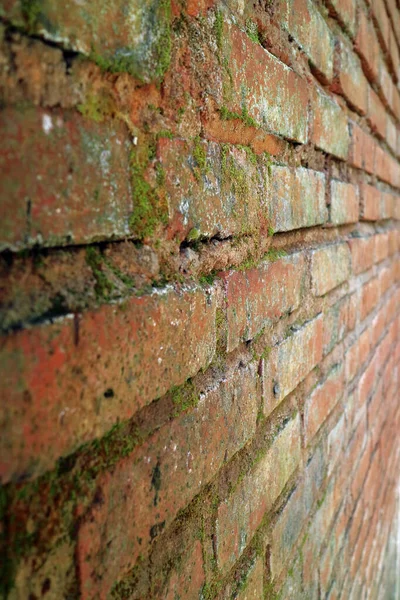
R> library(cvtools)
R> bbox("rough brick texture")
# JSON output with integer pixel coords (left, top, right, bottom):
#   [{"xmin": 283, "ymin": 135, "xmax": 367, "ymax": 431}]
[{"xmin": 1, "ymin": 1, "xmax": 399, "ymax": 599}]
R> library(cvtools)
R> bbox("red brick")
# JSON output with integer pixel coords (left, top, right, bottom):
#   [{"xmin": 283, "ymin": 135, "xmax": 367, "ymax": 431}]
[
  {"xmin": 2, "ymin": 0, "xmax": 171, "ymax": 83},
  {"xmin": 381, "ymin": 192, "xmax": 394, "ymax": 219},
  {"xmin": 349, "ymin": 122, "xmax": 376, "ymax": 174},
  {"xmin": 323, "ymin": 296, "xmax": 351, "ymax": 355},
  {"xmin": 386, "ymin": 116, "xmax": 397, "ymax": 155},
  {"xmin": 222, "ymin": 22, "xmax": 309, "ymax": 143},
  {"xmin": 268, "ymin": 166, "xmax": 327, "ymax": 232},
  {"xmin": 263, "ymin": 315, "xmax": 323, "ymax": 415},
  {"xmin": 337, "ymin": 38, "xmax": 368, "ymax": 114},
  {"xmin": 372, "ymin": 0, "xmax": 390, "ymax": 52},
  {"xmin": 310, "ymin": 243, "xmax": 351, "ymax": 296},
  {"xmin": 312, "ymin": 88, "xmax": 349, "ymax": 159},
  {"xmin": 348, "ymin": 236, "xmax": 375, "ymax": 274},
  {"xmin": 304, "ymin": 364, "xmax": 344, "ymax": 445},
  {"xmin": 221, "ymin": 252, "xmax": 307, "ymax": 352},
  {"xmin": 355, "ymin": 7, "xmax": 380, "ymax": 81},
  {"xmin": 374, "ymin": 233, "xmax": 389, "ymax": 263},
  {"xmin": 367, "ymin": 88, "xmax": 386, "ymax": 138},
  {"xmin": 360, "ymin": 184, "xmax": 381, "ymax": 221},
  {"xmin": 360, "ymin": 277, "xmax": 380, "ymax": 321},
  {"xmin": 161, "ymin": 540, "xmax": 205, "ymax": 600},
  {"xmin": 345, "ymin": 341, "xmax": 359, "ymax": 383},
  {"xmin": 330, "ymin": 180, "xmax": 359, "ymax": 224},
  {"xmin": 78, "ymin": 364, "xmax": 259, "ymax": 597},
  {"xmin": 281, "ymin": 0, "xmax": 335, "ymax": 82},
  {"xmin": 327, "ymin": 413, "xmax": 346, "ymax": 475},
  {"xmin": 216, "ymin": 415, "xmax": 301, "ymax": 572},
  {"xmin": 0, "ymin": 286, "xmax": 217, "ymax": 482},
  {"xmin": 326, "ymin": 0, "xmax": 356, "ymax": 36},
  {"xmin": 0, "ymin": 107, "xmax": 133, "ymax": 251}
]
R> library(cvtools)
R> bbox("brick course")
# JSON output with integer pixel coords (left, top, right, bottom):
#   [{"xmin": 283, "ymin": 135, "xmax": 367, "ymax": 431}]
[{"xmin": 0, "ymin": 1, "xmax": 399, "ymax": 599}]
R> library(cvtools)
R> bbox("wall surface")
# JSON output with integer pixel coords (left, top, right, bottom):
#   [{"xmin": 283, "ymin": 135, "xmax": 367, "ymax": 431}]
[{"xmin": 1, "ymin": 0, "xmax": 400, "ymax": 598}]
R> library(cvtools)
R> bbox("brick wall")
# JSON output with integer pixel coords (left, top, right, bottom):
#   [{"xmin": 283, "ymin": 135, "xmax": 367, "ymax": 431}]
[{"xmin": 0, "ymin": 0, "xmax": 400, "ymax": 598}]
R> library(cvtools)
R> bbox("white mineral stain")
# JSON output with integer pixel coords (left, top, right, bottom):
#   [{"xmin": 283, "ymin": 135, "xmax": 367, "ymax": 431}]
[{"xmin": 42, "ymin": 114, "xmax": 53, "ymax": 135}]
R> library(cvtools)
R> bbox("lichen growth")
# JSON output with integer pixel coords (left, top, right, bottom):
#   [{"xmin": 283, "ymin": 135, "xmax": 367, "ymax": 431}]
[{"xmin": 246, "ymin": 19, "xmax": 260, "ymax": 44}]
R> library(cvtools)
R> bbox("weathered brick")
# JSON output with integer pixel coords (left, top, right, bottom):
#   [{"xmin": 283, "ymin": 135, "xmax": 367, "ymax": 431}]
[
  {"xmin": 349, "ymin": 122, "xmax": 376, "ymax": 174},
  {"xmin": 0, "ymin": 107, "xmax": 133, "ymax": 250},
  {"xmin": 327, "ymin": 412, "xmax": 346, "ymax": 475},
  {"xmin": 355, "ymin": 6, "xmax": 380, "ymax": 81},
  {"xmin": 270, "ymin": 445, "xmax": 325, "ymax": 579},
  {"xmin": 322, "ymin": 296, "xmax": 351, "ymax": 355},
  {"xmin": 263, "ymin": 315, "xmax": 324, "ymax": 416},
  {"xmin": 222, "ymin": 22, "xmax": 309, "ymax": 143},
  {"xmin": 267, "ymin": 166, "xmax": 327, "ymax": 232},
  {"xmin": 1, "ymin": 0, "xmax": 171, "ymax": 83},
  {"xmin": 78, "ymin": 364, "xmax": 259, "ymax": 597},
  {"xmin": 0, "ymin": 286, "xmax": 216, "ymax": 482},
  {"xmin": 337, "ymin": 38, "xmax": 368, "ymax": 114},
  {"xmin": 360, "ymin": 184, "xmax": 381, "ymax": 221},
  {"xmin": 360, "ymin": 277, "xmax": 380, "ymax": 321},
  {"xmin": 367, "ymin": 88, "xmax": 386, "ymax": 138},
  {"xmin": 162, "ymin": 540, "xmax": 205, "ymax": 600},
  {"xmin": 304, "ymin": 364, "xmax": 344, "ymax": 446},
  {"xmin": 310, "ymin": 243, "xmax": 351, "ymax": 296},
  {"xmin": 159, "ymin": 138, "xmax": 266, "ymax": 241},
  {"xmin": 281, "ymin": 0, "xmax": 334, "ymax": 82},
  {"xmin": 330, "ymin": 180, "xmax": 359, "ymax": 224},
  {"xmin": 312, "ymin": 88, "xmax": 349, "ymax": 159},
  {"xmin": 348, "ymin": 236, "xmax": 375, "ymax": 274},
  {"xmin": 326, "ymin": 0, "xmax": 356, "ymax": 36},
  {"xmin": 216, "ymin": 415, "xmax": 301, "ymax": 572},
  {"xmin": 374, "ymin": 233, "xmax": 389, "ymax": 263},
  {"xmin": 235, "ymin": 558, "xmax": 264, "ymax": 600},
  {"xmin": 221, "ymin": 252, "xmax": 307, "ymax": 352}
]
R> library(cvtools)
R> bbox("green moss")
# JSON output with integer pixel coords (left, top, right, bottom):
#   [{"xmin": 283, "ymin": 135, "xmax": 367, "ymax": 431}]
[
  {"xmin": 86, "ymin": 247, "xmax": 114, "ymax": 299},
  {"xmin": 170, "ymin": 379, "xmax": 198, "ymax": 415},
  {"xmin": 154, "ymin": 0, "xmax": 172, "ymax": 82},
  {"xmin": 102, "ymin": 257, "xmax": 135, "ymax": 288},
  {"xmin": 129, "ymin": 150, "xmax": 168, "ymax": 240},
  {"xmin": 219, "ymin": 105, "xmax": 258, "ymax": 129},
  {"xmin": 221, "ymin": 144, "xmax": 249, "ymax": 201},
  {"xmin": 238, "ymin": 145, "xmax": 257, "ymax": 165},
  {"xmin": 263, "ymin": 151, "xmax": 273, "ymax": 177},
  {"xmin": 193, "ymin": 136, "xmax": 209, "ymax": 181},
  {"xmin": 268, "ymin": 226, "xmax": 275, "ymax": 237},
  {"xmin": 155, "ymin": 163, "xmax": 166, "ymax": 186},
  {"xmin": 157, "ymin": 129, "xmax": 174, "ymax": 139},
  {"xmin": 187, "ymin": 227, "xmax": 200, "ymax": 242},
  {"xmin": 21, "ymin": 0, "xmax": 42, "ymax": 30},
  {"xmin": 246, "ymin": 19, "xmax": 260, "ymax": 44},
  {"xmin": 78, "ymin": 93, "xmax": 114, "ymax": 123},
  {"xmin": 265, "ymin": 248, "xmax": 287, "ymax": 261},
  {"xmin": 199, "ymin": 272, "xmax": 216, "ymax": 286},
  {"xmin": 214, "ymin": 10, "xmax": 224, "ymax": 50}
]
